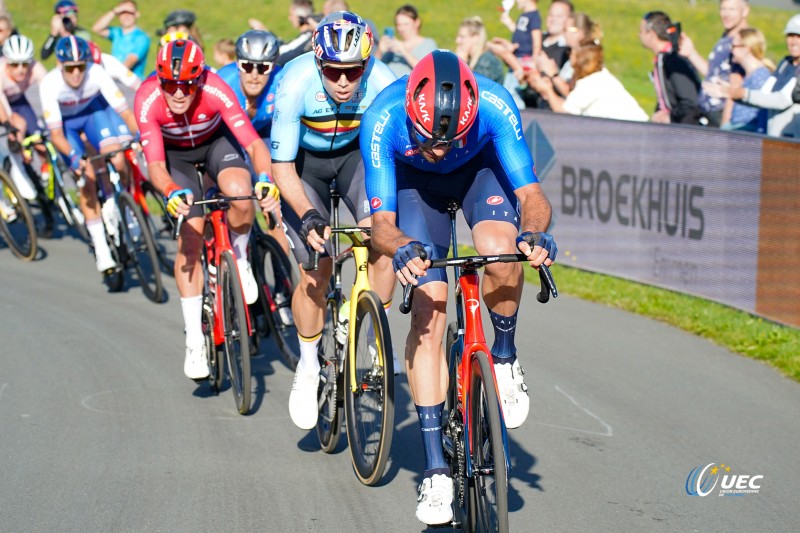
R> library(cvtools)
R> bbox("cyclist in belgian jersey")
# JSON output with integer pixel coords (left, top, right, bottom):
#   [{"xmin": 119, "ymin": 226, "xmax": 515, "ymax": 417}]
[
  {"xmin": 267, "ymin": 11, "xmax": 397, "ymax": 431},
  {"xmin": 39, "ymin": 35, "xmax": 139, "ymax": 273},
  {"xmin": 134, "ymin": 40, "xmax": 279, "ymax": 381},
  {"xmin": 361, "ymin": 50, "xmax": 557, "ymax": 526}
]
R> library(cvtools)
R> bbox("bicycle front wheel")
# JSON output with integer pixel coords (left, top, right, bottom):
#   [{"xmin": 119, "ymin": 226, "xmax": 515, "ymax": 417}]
[
  {"xmin": 203, "ymin": 296, "xmax": 223, "ymax": 393},
  {"xmin": 118, "ymin": 191, "xmax": 163, "ymax": 303},
  {"xmin": 0, "ymin": 169, "xmax": 37, "ymax": 261},
  {"xmin": 345, "ymin": 290, "xmax": 395, "ymax": 486},
  {"xmin": 52, "ymin": 162, "xmax": 89, "ymax": 242},
  {"xmin": 140, "ymin": 180, "xmax": 176, "ymax": 275},
  {"xmin": 317, "ymin": 297, "xmax": 343, "ymax": 453},
  {"xmin": 219, "ymin": 250, "xmax": 251, "ymax": 415},
  {"xmin": 255, "ymin": 232, "xmax": 299, "ymax": 369},
  {"xmin": 466, "ymin": 351, "xmax": 509, "ymax": 533}
]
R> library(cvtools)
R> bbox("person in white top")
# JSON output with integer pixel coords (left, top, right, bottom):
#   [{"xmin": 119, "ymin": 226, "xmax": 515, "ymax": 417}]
[
  {"xmin": 87, "ymin": 40, "xmax": 140, "ymax": 90},
  {"xmin": 39, "ymin": 35, "xmax": 138, "ymax": 272},
  {"xmin": 533, "ymin": 41, "xmax": 648, "ymax": 122}
]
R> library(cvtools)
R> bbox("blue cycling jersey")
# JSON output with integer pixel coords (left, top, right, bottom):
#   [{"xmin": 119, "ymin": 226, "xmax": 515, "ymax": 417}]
[
  {"xmin": 360, "ymin": 74, "xmax": 538, "ymax": 213},
  {"xmin": 269, "ymin": 52, "xmax": 396, "ymax": 162},
  {"xmin": 217, "ymin": 62, "xmax": 282, "ymax": 137}
]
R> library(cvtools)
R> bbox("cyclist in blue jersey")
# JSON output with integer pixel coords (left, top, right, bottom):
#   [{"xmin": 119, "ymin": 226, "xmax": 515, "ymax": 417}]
[
  {"xmin": 360, "ymin": 49, "xmax": 557, "ymax": 526},
  {"xmin": 217, "ymin": 30, "xmax": 282, "ymax": 140},
  {"xmin": 266, "ymin": 11, "xmax": 397, "ymax": 431}
]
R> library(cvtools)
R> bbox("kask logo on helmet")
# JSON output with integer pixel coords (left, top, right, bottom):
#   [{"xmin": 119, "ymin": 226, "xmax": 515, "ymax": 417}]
[
  {"xmin": 459, "ymin": 96, "xmax": 475, "ymax": 127},
  {"xmin": 417, "ymin": 93, "xmax": 431, "ymax": 124}
]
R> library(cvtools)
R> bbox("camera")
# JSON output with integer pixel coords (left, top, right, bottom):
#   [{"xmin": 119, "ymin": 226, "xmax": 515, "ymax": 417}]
[
  {"xmin": 666, "ymin": 22, "xmax": 681, "ymax": 53},
  {"xmin": 62, "ymin": 16, "xmax": 76, "ymax": 34}
]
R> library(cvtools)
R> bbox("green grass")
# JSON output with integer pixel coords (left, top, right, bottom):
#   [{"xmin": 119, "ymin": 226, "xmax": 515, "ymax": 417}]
[{"xmin": 16, "ymin": 0, "xmax": 791, "ymax": 112}]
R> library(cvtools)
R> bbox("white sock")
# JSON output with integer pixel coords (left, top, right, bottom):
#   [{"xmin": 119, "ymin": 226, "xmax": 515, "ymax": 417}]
[
  {"xmin": 230, "ymin": 230, "xmax": 249, "ymax": 262},
  {"xmin": 86, "ymin": 217, "xmax": 112, "ymax": 259},
  {"xmin": 297, "ymin": 334, "xmax": 321, "ymax": 375},
  {"xmin": 181, "ymin": 295, "xmax": 204, "ymax": 348}
]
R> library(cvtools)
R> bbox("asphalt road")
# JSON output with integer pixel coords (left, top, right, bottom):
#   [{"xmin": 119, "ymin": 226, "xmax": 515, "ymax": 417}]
[{"xmin": 1, "ymin": 227, "xmax": 798, "ymax": 532}]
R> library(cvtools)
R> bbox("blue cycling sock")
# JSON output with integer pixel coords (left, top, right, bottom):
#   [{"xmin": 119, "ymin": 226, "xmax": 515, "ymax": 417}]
[
  {"xmin": 416, "ymin": 403, "xmax": 448, "ymax": 477},
  {"xmin": 490, "ymin": 309, "xmax": 518, "ymax": 364}
]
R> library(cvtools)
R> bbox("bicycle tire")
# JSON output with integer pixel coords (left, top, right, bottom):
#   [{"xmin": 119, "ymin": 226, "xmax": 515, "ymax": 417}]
[
  {"xmin": 140, "ymin": 180, "xmax": 176, "ymax": 275},
  {"xmin": 316, "ymin": 297, "xmax": 343, "ymax": 453},
  {"xmin": 344, "ymin": 290, "xmax": 395, "ymax": 486},
  {"xmin": 0, "ymin": 169, "xmax": 37, "ymax": 261},
  {"xmin": 466, "ymin": 351, "xmax": 509, "ymax": 533},
  {"xmin": 52, "ymin": 163, "xmax": 89, "ymax": 242},
  {"xmin": 101, "ymin": 207, "xmax": 125, "ymax": 292},
  {"xmin": 255, "ymin": 232, "xmax": 299, "ymax": 369},
  {"xmin": 118, "ymin": 191, "xmax": 164, "ymax": 303},
  {"xmin": 203, "ymin": 296, "xmax": 223, "ymax": 393},
  {"xmin": 219, "ymin": 250, "xmax": 252, "ymax": 415}
]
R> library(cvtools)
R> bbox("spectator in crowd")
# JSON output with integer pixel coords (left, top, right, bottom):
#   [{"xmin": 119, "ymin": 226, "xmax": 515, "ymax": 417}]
[
  {"xmin": 540, "ymin": 0, "xmax": 573, "ymax": 71},
  {"xmin": 323, "ymin": 0, "xmax": 379, "ymax": 41},
  {"xmin": 489, "ymin": 0, "xmax": 542, "ymax": 108},
  {"xmin": 455, "ymin": 16, "xmax": 504, "ymax": 85},
  {"xmin": 0, "ymin": 13, "xmax": 17, "ymax": 58},
  {"xmin": 704, "ymin": 14, "xmax": 800, "ymax": 138},
  {"xmin": 250, "ymin": 0, "xmax": 318, "ymax": 66},
  {"xmin": 41, "ymin": 1, "xmax": 91, "ymax": 59},
  {"xmin": 793, "ymin": 68, "xmax": 800, "ymax": 104},
  {"xmin": 213, "ymin": 38, "xmax": 236, "ymax": 67},
  {"xmin": 717, "ymin": 28, "xmax": 774, "ymax": 132},
  {"xmin": 376, "ymin": 4, "xmax": 437, "ymax": 77},
  {"xmin": 679, "ymin": 0, "xmax": 749, "ymax": 127},
  {"xmin": 639, "ymin": 11, "xmax": 703, "ymax": 125},
  {"xmin": 157, "ymin": 9, "xmax": 203, "ymax": 50},
  {"xmin": 91, "ymin": 1, "xmax": 150, "ymax": 78},
  {"xmin": 531, "ymin": 41, "xmax": 648, "ymax": 121}
]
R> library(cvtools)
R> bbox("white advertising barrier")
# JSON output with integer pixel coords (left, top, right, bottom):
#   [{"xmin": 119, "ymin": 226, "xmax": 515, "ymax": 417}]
[{"xmin": 521, "ymin": 110, "xmax": 800, "ymax": 327}]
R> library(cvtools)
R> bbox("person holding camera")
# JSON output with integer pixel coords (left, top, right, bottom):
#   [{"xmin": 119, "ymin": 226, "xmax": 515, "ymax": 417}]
[
  {"xmin": 41, "ymin": 1, "xmax": 91, "ymax": 60},
  {"xmin": 639, "ymin": 11, "xmax": 702, "ymax": 125},
  {"xmin": 376, "ymin": 4, "xmax": 437, "ymax": 77}
]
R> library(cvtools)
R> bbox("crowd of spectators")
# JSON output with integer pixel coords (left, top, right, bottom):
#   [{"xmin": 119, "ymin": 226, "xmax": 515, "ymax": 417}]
[{"xmin": 1, "ymin": 0, "xmax": 798, "ymax": 139}]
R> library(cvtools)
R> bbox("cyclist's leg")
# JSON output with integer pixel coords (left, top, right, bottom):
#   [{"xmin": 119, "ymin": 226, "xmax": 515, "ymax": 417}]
[
  {"xmin": 337, "ymin": 153, "xmax": 396, "ymax": 306},
  {"xmin": 104, "ymin": 107, "xmax": 132, "ymax": 183},
  {"xmin": 208, "ymin": 130, "xmax": 258, "ymax": 304},
  {"xmin": 463, "ymin": 151, "xmax": 528, "ymax": 428}
]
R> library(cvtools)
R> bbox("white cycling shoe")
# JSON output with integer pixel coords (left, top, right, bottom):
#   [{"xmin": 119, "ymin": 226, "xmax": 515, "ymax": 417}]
[
  {"xmin": 184, "ymin": 344, "xmax": 210, "ymax": 380},
  {"xmin": 416, "ymin": 474, "xmax": 454, "ymax": 526},
  {"xmin": 494, "ymin": 359, "xmax": 530, "ymax": 429},
  {"xmin": 237, "ymin": 259, "xmax": 258, "ymax": 305},
  {"xmin": 289, "ymin": 366, "xmax": 320, "ymax": 430}
]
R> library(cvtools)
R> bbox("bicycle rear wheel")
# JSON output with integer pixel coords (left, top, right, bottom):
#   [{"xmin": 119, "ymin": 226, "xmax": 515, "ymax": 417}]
[
  {"xmin": 219, "ymin": 250, "xmax": 251, "ymax": 415},
  {"xmin": 466, "ymin": 351, "xmax": 509, "ymax": 533},
  {"xmin": 317, "ymin": 297, "xmax": 343, "ymax": 453},
  {"xmin": 345, "ymin": 290, "xmax": 395, "ymax": 486},
  {"xmin": 139, "ymin": 180, "xmax": 176, "ymax": 275},
  {"xmin": 255, "ymin": 232, "xmax": 299, "ymax": 369},
  {"xmin": 0, "ymin": 169, "xmax": 37, "ymax": 261},
  {"xmin": 118, "ymin": 191, "xmax": 163, "ymax": 303}
]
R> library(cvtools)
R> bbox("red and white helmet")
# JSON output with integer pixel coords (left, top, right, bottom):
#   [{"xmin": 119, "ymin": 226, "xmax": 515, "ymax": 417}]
[
  {"xmin": 405, "ymin": 50, "xmax": 479, "ymax": 144},
  {"xmin": 156, "ymin": 39, "xmax": 204, "ymax": 81}
]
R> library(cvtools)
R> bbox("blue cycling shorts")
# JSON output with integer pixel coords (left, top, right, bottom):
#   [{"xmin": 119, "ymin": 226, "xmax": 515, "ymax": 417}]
[
  {"xmin": 396, "ymin": 145, "xmax": 520, "ymax": 286},
  {"xmin": 62, "ymin": 97, "xmax": 126, "ymax": 159}
]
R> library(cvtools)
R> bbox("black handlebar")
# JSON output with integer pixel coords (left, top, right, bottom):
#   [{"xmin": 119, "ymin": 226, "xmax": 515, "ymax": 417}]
[{"xmin": 398, "ymin": 252, "xmax": 558, "ymax": 315}]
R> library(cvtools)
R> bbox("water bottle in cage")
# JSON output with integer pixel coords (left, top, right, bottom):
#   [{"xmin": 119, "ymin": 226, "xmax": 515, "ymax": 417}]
[
  {"xmin": 336, "ymin": 299, "xmax": 350, "ymax": 345},
  {"xmin": 102, "ymin": 199, "xmax": 119, "ymax": 239}
]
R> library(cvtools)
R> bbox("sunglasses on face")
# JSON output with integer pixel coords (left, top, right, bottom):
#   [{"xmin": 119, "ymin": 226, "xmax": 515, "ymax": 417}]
[
  {"xmin": 63, "ymin": 62, "xmax": 87, "ymax": 73},
  {"xmin": 412, "ymin": 127, "xmax": 454, "ymax": 149},
  {"xmin": 238, "ymin": 60, "xmax": 273, "ymax": 75},
  {"xmin": 319, "ymin": 64, "xmax": 365, "ymax": 83},
  {"xmin": 9, "ymin": 62, "xmax": 31, "ymax": 69},
  {"xmin": 160, "ymin": 79, "xmax": 199, "ymax": 95}
]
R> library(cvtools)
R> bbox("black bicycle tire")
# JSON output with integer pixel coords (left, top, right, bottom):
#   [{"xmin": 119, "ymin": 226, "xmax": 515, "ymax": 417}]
[
  {"xmin": 316, "ymin": 297, "xmax": 343, "ymax": 453},
  {"xmin": 0, "ymin": 169, "xmax": 37, "ymax": 261},
  {"xmin": 256, "ymin": 233, "xmax": 299, "ymax": 369},
  {"xmin": 202, "ymin": 297, "xmax": 223, "ymax": 393},
  {"xmin": 52, "ymin": 165, "xmax": 89, "ymax": 241},
  {"xmin": 467, "ymin": 351, "xmax": 509, "ymax": 533},
  {"xmin": 118, "ymin": 191, "xmax": 164, "ymax": 303},
  {"xmin": 139, "ymin": 180, "xmax": 176, "ymax": 275},
  {"xmin": 219, "ymin": 250, "xmax": 252, "ymax": 415},
  {"xmin": 102, "ymin": 215, "xmax": 125, "ymax": 292},
  {"xmin": 344, "ymin": 289, "xmax": 395, "ymax": 486}
]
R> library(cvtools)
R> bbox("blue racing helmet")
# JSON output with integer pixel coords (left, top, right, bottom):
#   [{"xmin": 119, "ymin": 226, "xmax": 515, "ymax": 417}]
[
  {"xmin": 54, "ymin": 0, "xmax": 79, "ymax": 14},
  {"xmin": 55, "ymin": 35, "xmax": 91, "ymax": 63},
  {"xmin": 312, "ymin": 11, "xmax": 373, "ymax": 63}
]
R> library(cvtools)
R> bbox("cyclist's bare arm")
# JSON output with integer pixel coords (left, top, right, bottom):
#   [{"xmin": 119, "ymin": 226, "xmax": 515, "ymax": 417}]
[
  {"xmin": 119, "ymin": 108, "xmax": 139, "ymax": 136},
  {"xmin": 244, "ymin": 138, "xmax": 271, "ymax": 178},
  {"xmin": 272, "ymin": 161, "xmax": 315, "ymax": 216},
  {"xmin": 48, "ymin": 127, "xmax": 74, "ymax": 162},
  {"xmin": 514, "ymin": 182, "xmax": 554, "ymax": 267}
]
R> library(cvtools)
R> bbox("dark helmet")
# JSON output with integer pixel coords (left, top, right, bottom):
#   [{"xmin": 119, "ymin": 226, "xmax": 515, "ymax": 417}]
[
  {"xmin": 406, "ymin": 50, "xmax": 479, "ymax": 144},
  {"xmin": 312, "ymin": 11, "xmax": 373, "ymax": 63},
  {"xmin": 54, "ymin": 0, "xmax": 78, "ymax": 15},
  {"xmin": 55, "ymin": 35, "xmax": 91, "ymax": 63},
  {"xmin": 155, "ymin": 39, "xmax": 205, "ymax": 81},
  {"xmin": 163, "ymin": 9, "xmax": 196, "ymax": 29},
  {"xmin": 235, "ymin": 30, "xmax": 281, "ymax": 63}
]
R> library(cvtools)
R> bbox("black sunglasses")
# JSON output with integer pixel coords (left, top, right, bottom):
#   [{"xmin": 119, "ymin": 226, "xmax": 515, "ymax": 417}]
[
  {"xmin": 319, "ymin": 64, "xmax": 365, "ymax": 83},
  {"xmin": 63, "ymin": 62, "xmax": 87, "ymax": 73},
  {"xmin": 238, "ymin": 60, "xmax": 273, "ymax": 75}
]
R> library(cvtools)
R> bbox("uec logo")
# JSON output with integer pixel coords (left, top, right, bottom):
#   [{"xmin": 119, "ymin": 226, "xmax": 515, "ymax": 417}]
[{"xmin": 686, "ymin": 463, "xmax": 763, "ymax": 497}]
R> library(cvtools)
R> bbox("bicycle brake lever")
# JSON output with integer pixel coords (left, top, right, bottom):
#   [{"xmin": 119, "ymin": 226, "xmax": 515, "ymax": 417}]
[
  {"xmin": 302, "ymin": 249, "xmax": 320, "ymax": 271},
  {"xmin": 536, "ymin": 264, "xmax": 558, "ymax": 303},
  {"xmin": 398, "ymin": 275, "xmax": 417, "ymax": 314},
  {"xmin": 173, "ymin": 214, "xmax": 184, "ymax": 241}
]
